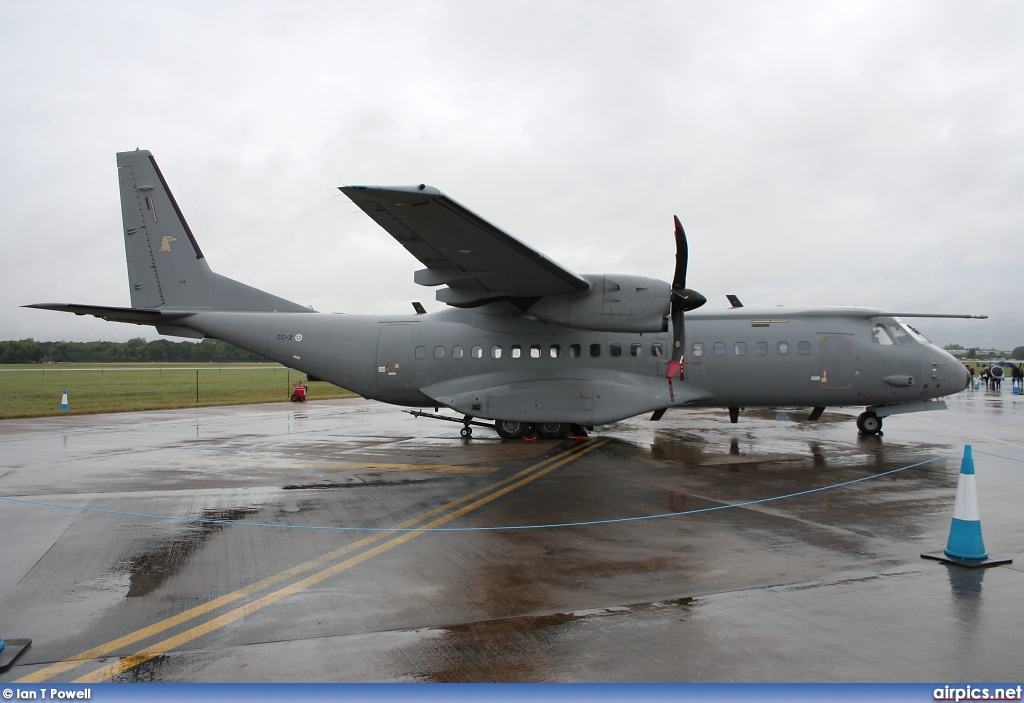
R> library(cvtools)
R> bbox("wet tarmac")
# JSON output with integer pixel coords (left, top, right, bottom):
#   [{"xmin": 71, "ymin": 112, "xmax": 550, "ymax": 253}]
[{"xmin": 1, "ymin": 387, "xmax": 1021, "ymax": 682}]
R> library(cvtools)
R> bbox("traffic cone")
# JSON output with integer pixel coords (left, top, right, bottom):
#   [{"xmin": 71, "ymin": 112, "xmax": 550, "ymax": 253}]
[
  {"xmin": 60, "ymin": 388, "xmax": 68, "ymax": 411},
  {"xmin": 922, "ymin": 445, "xmax": 1012, "ymax": 568},
  {"xmin": 0, "ymin": 630, "xmax": 32, "ymax": 673},
  {"xmin": 944, "ymin": 446, "xmax": 987, "ymax": 560}
]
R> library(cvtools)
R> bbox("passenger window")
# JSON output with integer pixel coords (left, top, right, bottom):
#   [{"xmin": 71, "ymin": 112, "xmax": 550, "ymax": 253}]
[
  {"xmin": 610, "ymin": 343, "xmax": 622, "ymax": 357},
  {"xmin": 569, "ymin": 344, "xmax": 581, "ymax": 358},
  {"xmin": 692, "ymin": 342, "xmax": 704, "ymax": 357},
  {"xmin": 530, "ymin": 345, "xmax": 541, "ymax": 359},
  {"xmin": 631, "ymin": 343, "xmax": 643, "ymax": 357},
  {"xmin": 798, "ymin": 341, "xmax": 811, "ymax": 355},
  {"xmin": 713, "ymin": 342, "xmax": 726, "ymax": 356},
  {"xmin": 550, "ymin": 344, "xmax": 561, "ymax": 358},
  {"xmin": 433, "ymin": 346, "xmax": 444, "ymax": 359},
  {"xmin": 755, "ymin": 342, "xmax": 768, "ymax": 356},
  {"xmin": 872, "ymin": 324, "xmax": 895, "ymax": 345},
  {"xmin": 472, "ymin": 345, "xmax": 483, "ymax": 359},
  {"xmin": 735, "ymin": 342, "xmax": 747, "ymax": 356},
  {"xmin": 491, "ymin": 345, "xmax": 502, "ymax": 359},
  {"xmin": 453, "ymin": 346, "xmax": 464, "ymax": 359},
  {"xmin": 590, "ymin": 343, "xmax": 601, "ymax": 357},
  {"xmin": 415, "ymin": 346, "xmax": 426, "ymax": 360},
  {"xmin": 778, "ymin": 341, "xmax": 790, "ymax": 355},
  {"xmin": 511, "ymin": 345, "xmax": 522, "ymax": 359},
  {"xmin": 651, "ymin": 343, "xmax": 664, "ymax": 358}
]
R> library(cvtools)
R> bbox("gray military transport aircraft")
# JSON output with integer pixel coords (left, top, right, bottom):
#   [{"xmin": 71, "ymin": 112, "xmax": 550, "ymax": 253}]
[{"xmin": 29, "ymin": 150, "xmax": 983, "ymax": 439}]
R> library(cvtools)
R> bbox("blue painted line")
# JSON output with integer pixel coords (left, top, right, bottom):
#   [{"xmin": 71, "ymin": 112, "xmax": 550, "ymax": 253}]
[
  {"xmin": 0, "ymin": 453, "xmax": 961, "ymax": 533},
  {"xmin": 974, "ymin": 450, "xmax": 1024, "ymax": 464}
]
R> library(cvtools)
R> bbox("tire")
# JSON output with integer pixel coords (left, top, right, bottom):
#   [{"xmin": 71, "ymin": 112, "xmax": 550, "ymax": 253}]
[
  {"xmin": 857, "ymin": 412, "xmax": 882, "ymax": 434},
  {"xmin": 460, "ymin": 427, "xmax": 472, "ymax": 438},
  {"xmin": 290, "ymin": 394, "xmax": 299, "ymax": 402},
  {"xmin": 537, "ymin": 422, "xmax": 567, "ymax": 440},
  {"xmin": 495, "ymin": 420, "xmax": 526, "ymax": 439}
]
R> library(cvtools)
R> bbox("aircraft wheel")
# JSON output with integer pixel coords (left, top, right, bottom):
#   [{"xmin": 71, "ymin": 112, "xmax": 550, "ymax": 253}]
[
  {"xmin": 460, "ymin": 427, "xmax": 472, "ymax": 438},
  {"xmin": 856, "ymin": 412, "xmax": 882, "ymax": 435},
  {"xmin": 495, "ymin": 420, "xmax": 526, "ymax": 439},
  {"xmin": 537, "ymin": 422, "xmax": 567, "ymax": 439}
]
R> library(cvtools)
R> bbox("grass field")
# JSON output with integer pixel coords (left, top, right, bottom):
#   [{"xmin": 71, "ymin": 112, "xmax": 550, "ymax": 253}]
[{"xmin": 0, "ymin": 363, "xmax": 357, "ymax": 419}]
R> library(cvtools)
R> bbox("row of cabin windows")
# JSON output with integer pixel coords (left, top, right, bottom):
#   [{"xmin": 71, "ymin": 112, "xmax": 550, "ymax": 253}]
[
  {"xmin": 414, "ymin": 343, "xmax": 668, "ymax": 360},
  {"xmin": 691, "ymin": 340, "xmax": 812, "ymax": 357}
]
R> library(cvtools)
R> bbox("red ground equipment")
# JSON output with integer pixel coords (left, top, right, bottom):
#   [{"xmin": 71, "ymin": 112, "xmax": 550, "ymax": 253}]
[{"xmin": 290, "ymin": 381, "xmax": 308, "ymax": 402}]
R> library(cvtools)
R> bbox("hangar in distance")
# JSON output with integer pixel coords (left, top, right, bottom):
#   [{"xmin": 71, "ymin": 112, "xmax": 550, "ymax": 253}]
[{"xmin": 29, "ymin": 150, "xmax": 984, "ymax": 439}]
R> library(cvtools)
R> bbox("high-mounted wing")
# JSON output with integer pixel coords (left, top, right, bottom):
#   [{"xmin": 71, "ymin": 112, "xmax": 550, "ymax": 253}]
[{"xmin": 340, "ymin": 185, "xmax": 590, "ymax": 307}]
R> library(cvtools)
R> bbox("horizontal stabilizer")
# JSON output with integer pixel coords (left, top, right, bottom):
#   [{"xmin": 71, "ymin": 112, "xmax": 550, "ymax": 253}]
[{"xmin": 24, "ymin": 303, "xmax": 194, "ymax": 325}]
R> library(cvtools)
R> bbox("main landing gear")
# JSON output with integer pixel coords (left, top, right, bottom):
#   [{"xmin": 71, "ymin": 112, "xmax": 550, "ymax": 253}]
[
  {"xmin": 406, "ymin": 411, "xmax": 587, "ymax": 440},
  {"xmin": 856, "ymin": 411, "xmax": 883, "ymax": 435},
  {"xmin": 497, "ymin": 421, "xmax": 581, "ymax": 440}
]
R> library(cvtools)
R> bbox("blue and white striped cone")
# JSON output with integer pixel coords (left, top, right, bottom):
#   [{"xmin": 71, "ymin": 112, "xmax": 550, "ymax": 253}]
[
  {"xmin": 943, "ymin": 445, "xmax": 988, "ymax": 560},
  {"xmin": 60, "ymin": 388, "xmax": 68, "ymax": 411}
]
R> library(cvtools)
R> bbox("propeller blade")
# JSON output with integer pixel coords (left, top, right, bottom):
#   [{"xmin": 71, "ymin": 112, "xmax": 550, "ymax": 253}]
[
  {"xmin": 672, "ymin": 215, "xmax": 688, "ymax": 290},
  {"xmin": 666, "ymin": 216, "xmax": 704, "ymax": 379}
]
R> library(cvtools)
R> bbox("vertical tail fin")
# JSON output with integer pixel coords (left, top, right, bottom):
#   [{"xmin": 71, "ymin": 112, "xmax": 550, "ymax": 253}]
[{"xmin": 116, "ymin": 149, "xmax": 309, "ymax": 313}]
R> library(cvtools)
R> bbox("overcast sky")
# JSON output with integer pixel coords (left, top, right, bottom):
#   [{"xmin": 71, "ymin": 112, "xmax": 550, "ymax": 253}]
[{"xmin": 2, "ymin": 1, "xmax": 1021, "ymax": 349}]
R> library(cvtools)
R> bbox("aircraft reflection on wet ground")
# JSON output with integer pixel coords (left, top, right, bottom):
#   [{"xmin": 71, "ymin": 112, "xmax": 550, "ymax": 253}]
[{"xmin": 0, "ymin": 386, "xmax": 1020, "ymax": 682}]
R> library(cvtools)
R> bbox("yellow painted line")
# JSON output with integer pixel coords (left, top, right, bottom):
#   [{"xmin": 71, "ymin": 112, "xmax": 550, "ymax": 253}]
[
  {"xmin": 15, "ymin": 440, "xmax": 600, "ymax": 683},
  {"xmin": 160, "ymin": 456, "xmax": 498, "ymax": 474},
  {"xmin": 291, "ymin": 460, "xmax": 498, "ymax": 474},
  {"xmin": 918, "ymin": 417, "xmax": 1019, "ymax": 447},
  {"xmin": 72, "ymin": 439, "xmax": 607, "ymax": 683}
]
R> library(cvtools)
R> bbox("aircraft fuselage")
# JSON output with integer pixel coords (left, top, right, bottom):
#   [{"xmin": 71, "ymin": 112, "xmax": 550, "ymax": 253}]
[{"xmin": 177, "ymin": 304, "xmax": 967, "ymax": 427}]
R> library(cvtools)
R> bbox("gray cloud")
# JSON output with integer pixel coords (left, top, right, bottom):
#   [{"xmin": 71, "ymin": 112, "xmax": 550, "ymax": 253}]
[{"xmin": 2, "ymin": 1, "xmax": 1021, "ymax": 349}]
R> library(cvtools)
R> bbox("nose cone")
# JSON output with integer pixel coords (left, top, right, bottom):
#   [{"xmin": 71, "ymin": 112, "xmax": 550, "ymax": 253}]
[{"xmin": 929, "ymin": 346, "xmax": 971, "ymax": 395}]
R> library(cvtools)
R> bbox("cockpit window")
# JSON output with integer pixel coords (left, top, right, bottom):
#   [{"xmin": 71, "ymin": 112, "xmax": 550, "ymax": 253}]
[
  {"xmin": 898, "ymin": 321, "xmax": 931, "ymax": 343},
  {"xmin": 887, "ymin": 323, "xmax": 911, "ymax": 344},
  {"xmin": 872, "ymin": 324, "xmax": 895, "ymax": 345}
]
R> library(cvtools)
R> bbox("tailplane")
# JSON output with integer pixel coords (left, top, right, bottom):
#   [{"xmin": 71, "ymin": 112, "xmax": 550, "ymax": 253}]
[{"xmin": 116, "ymin": 149, "xmax": 309, "ymax": 314}]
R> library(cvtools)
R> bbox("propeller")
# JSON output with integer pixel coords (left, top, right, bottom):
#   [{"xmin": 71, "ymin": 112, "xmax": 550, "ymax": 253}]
[{"xmin": 666, "ymin": 215, "xmax": 706, "ymax": 379}]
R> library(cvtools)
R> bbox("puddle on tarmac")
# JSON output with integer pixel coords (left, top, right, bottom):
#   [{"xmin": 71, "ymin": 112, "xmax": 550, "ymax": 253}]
[
  {"xmin": 120, "ymin": 506, "xmax": 261, "ymax": 597},
  {"xmin": 414, "ymin": 597, "xmax": 695, "ymax": 682}
]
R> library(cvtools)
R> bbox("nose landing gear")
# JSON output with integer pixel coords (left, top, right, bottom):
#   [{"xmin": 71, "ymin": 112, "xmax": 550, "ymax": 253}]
[{"xmin": 856, "ymin": 411, "xmax": 883, "ymax": 435}]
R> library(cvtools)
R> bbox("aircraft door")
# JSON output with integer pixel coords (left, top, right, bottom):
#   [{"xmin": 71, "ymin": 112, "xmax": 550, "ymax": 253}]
[
  {"xmin": 819, "ymin": 335, "xmax": 853, "ymax": 390},
  {"xmin": 376, "ymin": 324, "xmax": 413, "ymax": 391}
]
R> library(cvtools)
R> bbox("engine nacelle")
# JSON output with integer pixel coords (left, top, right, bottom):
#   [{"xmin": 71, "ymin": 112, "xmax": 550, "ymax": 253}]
[{"xmin": 527, "ymin": 274, "xmax": 671, "ymax": 333}]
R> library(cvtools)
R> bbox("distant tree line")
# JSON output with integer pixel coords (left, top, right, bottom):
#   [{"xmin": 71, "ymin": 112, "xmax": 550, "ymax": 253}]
[
  {"xmin": 0, "ymin": 338, "xmax": 270, "ymax": 364},
  {"xmin": 943, "ymin": 344, "xmax": 1024, "ymax": 361}
]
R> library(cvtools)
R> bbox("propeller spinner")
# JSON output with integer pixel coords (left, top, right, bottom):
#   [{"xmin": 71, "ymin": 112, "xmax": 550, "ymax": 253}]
[{"xmin": 666, "ymin": 215, "xmax": 706, "ymax": 379}]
